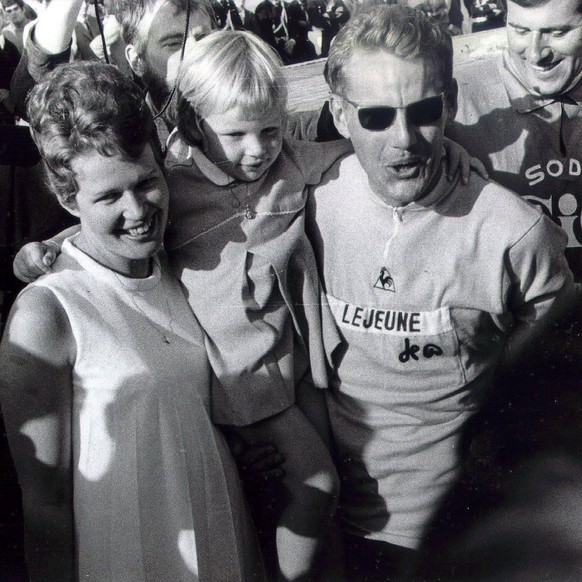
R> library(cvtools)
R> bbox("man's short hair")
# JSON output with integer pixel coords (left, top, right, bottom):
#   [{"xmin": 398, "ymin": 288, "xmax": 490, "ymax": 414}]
[
  {"xmin": 1, "ymin": 0, "xmax": 25, "ymax": 10},
  {"xmin": 112, "ymin": 0, "xmax": 215, "ymax": 53},
  {"xmin": 176, "ymin": 30, "xmax": 287, "ymax": 146},
  {"xmin": 27, "ymin": 61, "xmax": 161, "ymax": 208},
  {"xmin": 325, "ymin": 4, "xmax": 454, "ymax": 96}
]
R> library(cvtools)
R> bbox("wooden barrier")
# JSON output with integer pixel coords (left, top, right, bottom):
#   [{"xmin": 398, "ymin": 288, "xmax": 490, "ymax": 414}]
[{"xmin": 284, "ymin": 27, "xmax": 507, "ymax": 112}]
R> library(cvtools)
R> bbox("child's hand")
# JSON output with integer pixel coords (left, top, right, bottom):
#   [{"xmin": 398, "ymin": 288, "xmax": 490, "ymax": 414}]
[
  {"xmin": 443, "ymin": 138, "xmax": 489, "ymax": 184},
  {"xmin": 13, "ymin": 241, "xmax": 59, "ymax": 283}
]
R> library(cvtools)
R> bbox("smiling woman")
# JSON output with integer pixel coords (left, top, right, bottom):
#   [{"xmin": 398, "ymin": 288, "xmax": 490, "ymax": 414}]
[
  {"xmin": 0, "ymin": 62, "xmax": 265, "ymax": 581},
  {"xmin": 68, "ymin": 147, "xmax": 168, "ymax": 278}
]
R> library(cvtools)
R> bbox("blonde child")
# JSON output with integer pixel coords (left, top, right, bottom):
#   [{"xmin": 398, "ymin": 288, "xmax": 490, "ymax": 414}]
[{"xmin": 165, "ymin": 30, "xmax": 350, "ymax": 580}]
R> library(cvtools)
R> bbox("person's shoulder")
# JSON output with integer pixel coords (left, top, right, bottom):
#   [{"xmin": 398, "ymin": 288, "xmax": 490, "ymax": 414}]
[
  {"xmin": 165, "ymin": 131, "xmax": 192, "ymax": 167},
  {"xmin": 309, "ymin": 151, "xmax": 363, "ymax": 196},
  {"xmin": 7, "ymin": 281, "xmax": 71, "ymax": 352},
  {"xmin": 464, "ymin": 176, "xmax": 549, "ymax": 233},
  {"xmin": 283, "ymin": 136, "xmax": 351, "ymax": 173},
  {"xmin": 1, "ymin": 25, "xmax": 17, "ymax": 44}
]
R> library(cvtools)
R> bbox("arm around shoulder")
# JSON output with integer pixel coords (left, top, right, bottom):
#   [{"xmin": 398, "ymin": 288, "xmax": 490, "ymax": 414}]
[{"xmin": 0, "ymin": 286, "xmax": 75, "ymax": 581}]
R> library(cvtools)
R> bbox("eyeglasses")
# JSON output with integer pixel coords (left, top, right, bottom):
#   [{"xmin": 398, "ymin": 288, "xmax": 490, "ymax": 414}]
[{"xmin": 337, "ymin": 93, "xmax": 446, "ymax": 132}]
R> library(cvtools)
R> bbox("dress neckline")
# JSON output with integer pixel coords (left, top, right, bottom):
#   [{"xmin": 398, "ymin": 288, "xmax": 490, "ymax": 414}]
[{"xmin": 63, "ymin": 236, "xmax": 162, "ymax": 292}]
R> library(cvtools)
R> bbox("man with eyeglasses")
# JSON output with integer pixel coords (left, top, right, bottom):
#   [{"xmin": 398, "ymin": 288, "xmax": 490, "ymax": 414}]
[
  {"xmin": 448, "ymin": 0, "xmax": 582, "ymax": 280},
  {"xmin": 305, "ymin": 5, "xmax": 575, "ymax": 579}
]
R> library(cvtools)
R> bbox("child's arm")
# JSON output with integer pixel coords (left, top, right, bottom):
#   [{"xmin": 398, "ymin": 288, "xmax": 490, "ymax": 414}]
[{"xmin": 13, "ymin": 225, "xmax": 79, "ymax": 283}]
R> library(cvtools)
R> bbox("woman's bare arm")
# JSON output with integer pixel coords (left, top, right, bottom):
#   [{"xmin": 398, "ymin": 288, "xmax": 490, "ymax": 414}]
[{"xmin": 0, "ymin": 286, "xmax": 76, "ymax": 581}]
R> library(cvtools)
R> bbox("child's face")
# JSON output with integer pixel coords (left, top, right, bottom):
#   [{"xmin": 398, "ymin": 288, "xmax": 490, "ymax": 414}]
[
  {"xmin": 200, "ymin": 105, "xmax": 284, "ymax": 182},
  {"xmin": 68, "ymin": 145, "xmax": 169, "ymax": 278}
]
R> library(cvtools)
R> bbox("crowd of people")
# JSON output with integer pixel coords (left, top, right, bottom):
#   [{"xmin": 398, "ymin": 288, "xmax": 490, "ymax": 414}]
[
  {"xmin": 1, "ymin": 0, "xmax": 582, "ymax": 581},
  {"xmin": 0, "ymin": 0, "xmax": 507, "ymax": 73}
]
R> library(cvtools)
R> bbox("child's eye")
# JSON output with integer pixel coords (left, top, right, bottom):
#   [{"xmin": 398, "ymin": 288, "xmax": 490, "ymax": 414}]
[{"xmin": 263, "ymin": 127, "xmax": 280, "ymax": 137}]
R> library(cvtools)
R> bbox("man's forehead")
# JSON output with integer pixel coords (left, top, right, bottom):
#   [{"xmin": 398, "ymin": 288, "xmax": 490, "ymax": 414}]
[
  {"xmin": 137, "ymin": 0, "xmax": 211, "ymax": 43},
  {"xmin": 137, "ymin": 0, "xmax": 182, "ymax": 40},
  {"xmin": 344, "ymin": 50, "xmax": 446, "ymax": 95},
  {"xmin": 507, "ymin": 0, "xmax": 582, "ymax": 26}
]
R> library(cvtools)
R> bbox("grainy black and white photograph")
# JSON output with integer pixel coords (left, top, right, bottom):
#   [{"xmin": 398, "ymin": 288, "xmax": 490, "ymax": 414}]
[{"xmin": 1, "ymin": 0, "xmax": 582, "ymax": 580}]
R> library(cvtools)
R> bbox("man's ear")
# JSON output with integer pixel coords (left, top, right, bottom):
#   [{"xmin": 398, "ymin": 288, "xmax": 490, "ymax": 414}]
[
  {"xmin": 446, "ymin": 78, "xmax": 458, "ymax": 125},
  {"xmin": 329, "ymin": 95, "xmax": 351, "ymax": 140},
  {"xmin": 126, "ymin": 44, "xmax": 145, "ymax": 77}
]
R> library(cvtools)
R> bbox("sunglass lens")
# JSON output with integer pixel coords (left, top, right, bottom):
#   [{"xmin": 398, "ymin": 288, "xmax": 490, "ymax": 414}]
[
  {"xmin": 358, "ymin": 107, "xmax": 396, "ymax": 131},
  {"xmin": 408, "ymin": 96, "xmax": 444, "ymax": 125}
]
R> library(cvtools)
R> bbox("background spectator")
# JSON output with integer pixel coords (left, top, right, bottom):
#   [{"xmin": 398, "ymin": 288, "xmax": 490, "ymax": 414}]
[
  {"xmin": 283, "ymin": 0, "xmax": 317, "ymax": 62},
  {"xmin": 1, "ymin": 0, "xmax": 36, "ymax": 53},
  {"xmin": 213, "ymin": 0, "xmax": 258, "ymax": 33},
  {"xmin": 307, "ymin": 0, "xmax": 349, "ymax": 57},
  {"xmin": 464, "ymin": 0, "xmax": 505, "ymax": 32},
  {"xmin": 0, "ymin": 24, "xmax": 19, "ymax": 123},
  {"xmin": 255, "ymin": 0, "xmax": 296, "ymax": 62},
  {"xmin": 405, "ymin": 0, "xmax": 463, "ymax": 34}
]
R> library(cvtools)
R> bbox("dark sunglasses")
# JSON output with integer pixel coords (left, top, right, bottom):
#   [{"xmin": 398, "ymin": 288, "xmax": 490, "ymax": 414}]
[{"xmin": 338, "ymin": 93, "xmax": 446, "ymax": 132}]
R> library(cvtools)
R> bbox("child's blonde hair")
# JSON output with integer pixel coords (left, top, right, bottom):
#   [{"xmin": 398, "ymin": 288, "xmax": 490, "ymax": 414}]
[{"xmin": 177, "ymin": 30, "xmax": 288, "ymax": 145}]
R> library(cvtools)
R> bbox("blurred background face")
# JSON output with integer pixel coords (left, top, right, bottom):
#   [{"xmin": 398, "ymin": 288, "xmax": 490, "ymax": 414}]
[
  {"xmin": 407, "ymin": 0, "xmax": 450, "ymax": 27},
  {"xmin": 139, "ymin": 0, "xmax": 213, "ymax": 107},
  {"xmin": 506, "ymin": 0, "xmax": 582, "ymax": 96},
  {"xmin": 3, "ymin": 2, "xmax": 26, "ymax": 24},
  {"xmin": 332, "ymin": 50, "xmax": 453, "ymax": 207}
]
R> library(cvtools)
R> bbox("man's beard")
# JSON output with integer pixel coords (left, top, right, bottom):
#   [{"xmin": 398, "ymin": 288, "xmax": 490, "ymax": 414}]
[{"xmin": 141, "ymin": 64, "xmax": 172, "ymax": 114}]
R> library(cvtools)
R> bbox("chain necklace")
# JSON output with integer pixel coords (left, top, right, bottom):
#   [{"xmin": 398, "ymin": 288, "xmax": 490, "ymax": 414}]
[
  {"xmin": 130, "ymin": 292, "xmax": 175, "ymax": 344},
  {"xmin": 113, "ymin": 270, "xmax": 175, "ymax": 344},
  {"xmin": 228, "ymin": 182, "xmax": 256, "ymax": 220}
]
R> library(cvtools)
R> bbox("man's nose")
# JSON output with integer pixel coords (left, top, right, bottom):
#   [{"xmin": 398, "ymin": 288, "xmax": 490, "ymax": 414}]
[
  {"xmin": 388, "ymin": 109, "xmax": 418, "ymax": 150},
  {"xmin": 528, "ymin": 31, "xmax": 550, "ymax": 63}
]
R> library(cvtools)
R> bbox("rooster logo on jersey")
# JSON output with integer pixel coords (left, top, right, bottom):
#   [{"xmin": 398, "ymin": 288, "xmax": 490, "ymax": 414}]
[{"xmin": 374, "ymin": 267, "xmax": 395, "ymax": 292}]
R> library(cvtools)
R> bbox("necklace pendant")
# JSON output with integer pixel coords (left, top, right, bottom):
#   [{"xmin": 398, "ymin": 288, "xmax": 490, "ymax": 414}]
[{"xmin": 245, "ymin": 207, "xmax": 256, "ymax": 220}]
